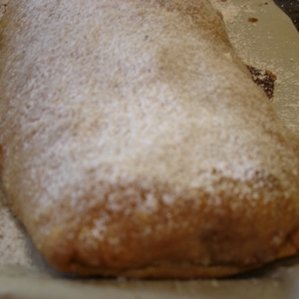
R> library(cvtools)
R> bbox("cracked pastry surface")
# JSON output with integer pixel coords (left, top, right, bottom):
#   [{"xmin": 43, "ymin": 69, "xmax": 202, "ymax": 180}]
[{"xmin": 0, "ymin": 0, "xmax": 299, "ymax": 277}]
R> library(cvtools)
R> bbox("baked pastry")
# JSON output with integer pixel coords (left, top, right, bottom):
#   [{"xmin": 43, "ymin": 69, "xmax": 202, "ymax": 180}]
[{"xmin": 0, "ymin": 0, "xmax": 299, "ymax": 278}]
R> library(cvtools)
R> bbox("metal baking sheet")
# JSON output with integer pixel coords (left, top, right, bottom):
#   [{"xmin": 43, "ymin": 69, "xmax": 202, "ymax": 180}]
[{"xmin": 0, "ymin": 0, "xmax": 298, "ymax": 298}]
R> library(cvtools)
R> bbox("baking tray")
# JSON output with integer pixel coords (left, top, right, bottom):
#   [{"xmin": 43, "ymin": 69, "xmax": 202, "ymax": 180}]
[{"xmin": 0, "ymin": 0, "xmax": 299, "ymax": 298}]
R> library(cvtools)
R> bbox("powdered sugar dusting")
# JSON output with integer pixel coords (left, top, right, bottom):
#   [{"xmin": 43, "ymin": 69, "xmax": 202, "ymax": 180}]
[{"xmin": 0, "ymin": 0, "xmax": 298, "ymax": 274}]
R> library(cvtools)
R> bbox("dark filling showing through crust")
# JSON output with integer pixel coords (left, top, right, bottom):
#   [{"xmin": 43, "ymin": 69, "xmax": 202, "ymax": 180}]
[{"xmin": 247, "ymin": 65, "xmax": 277, "ymax": 99}]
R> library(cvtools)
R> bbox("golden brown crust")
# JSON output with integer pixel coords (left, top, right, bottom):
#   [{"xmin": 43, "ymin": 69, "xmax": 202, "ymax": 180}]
[
  {"xmin": 37, "ymin": 178, "xmax": 299, "ymax": 277},
  {"xmin": 0, "ymin": 0, "xmax": 299, "ymax": 277},
  {"xmin": 45, "ymin": 223, "xmax": 299, "ymax": 280}
]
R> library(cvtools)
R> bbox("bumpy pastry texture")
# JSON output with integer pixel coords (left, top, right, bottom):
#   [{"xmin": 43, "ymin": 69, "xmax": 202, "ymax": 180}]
[{"xmin": 0, "ymin": 0, "xmax": 299, "ymax": 278}]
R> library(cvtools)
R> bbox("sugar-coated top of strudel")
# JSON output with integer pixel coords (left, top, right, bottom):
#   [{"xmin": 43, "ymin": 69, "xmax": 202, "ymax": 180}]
[{"xmin": 0, "ymin": 0, "xmax": 298, "ymax": 275}]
